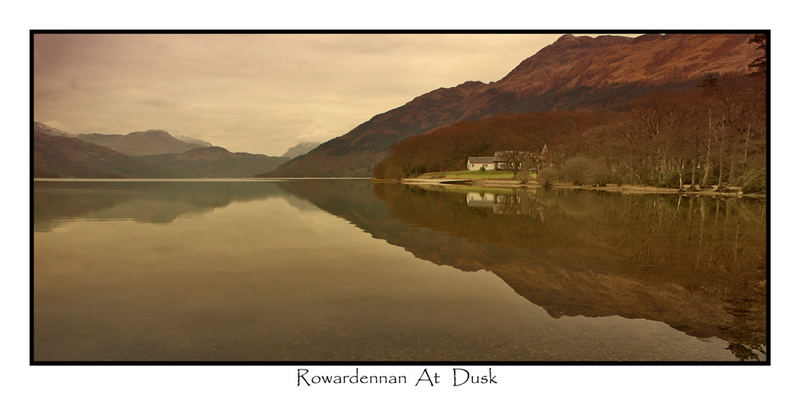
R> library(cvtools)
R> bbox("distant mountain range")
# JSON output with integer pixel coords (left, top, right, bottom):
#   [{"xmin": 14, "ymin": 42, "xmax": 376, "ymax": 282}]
[
  {"xmin": 33, "ymin": 130, "xmax": 171, "ymax": 178},
  {"xmin": 139, "ymin": 146, "xmax": 289, "ymax": 178},
  {"xmin": 282, "ymin": 142, "xmax": 320, "ymax": 159},
  {"xmin": 33, "ymin": 122, "xmax": 288, "ymax": 178},
  {"xmin": 77, "ymin": 129, "xmax": 210, "ymax": 156},
  {"xmin": 268, "ymin": 33, "xmax": 760, "ymax": 177}
]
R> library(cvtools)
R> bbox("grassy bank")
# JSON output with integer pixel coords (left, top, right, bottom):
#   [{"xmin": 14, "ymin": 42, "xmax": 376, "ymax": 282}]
[{"xmin": 413, "ymin": 170, "xmax": 537, "ymax": 180}]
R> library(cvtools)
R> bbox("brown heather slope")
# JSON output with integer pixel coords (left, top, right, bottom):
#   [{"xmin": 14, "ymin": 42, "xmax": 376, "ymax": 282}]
[{"xmin": 268, "ymin": 33, "xmax": 760, "ymax": 177}]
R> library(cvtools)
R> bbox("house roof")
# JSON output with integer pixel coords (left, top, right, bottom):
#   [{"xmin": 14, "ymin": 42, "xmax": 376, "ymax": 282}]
[{"xmin": 468, "ymin": 156, "xmax": 496, "ymax": 163}]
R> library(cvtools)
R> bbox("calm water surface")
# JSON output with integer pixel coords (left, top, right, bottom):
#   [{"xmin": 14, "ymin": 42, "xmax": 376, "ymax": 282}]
[{"xmin": 33, "ymin": 179, "xmax": 767, "ymax": 361}]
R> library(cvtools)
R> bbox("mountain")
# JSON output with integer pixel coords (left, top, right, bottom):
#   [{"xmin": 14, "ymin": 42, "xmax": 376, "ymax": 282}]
[
  {"xmin": 77, "ymin": 129, "xmax": 208, "ymax": 156},
  {"xmin": 33, "ymin": 122, "xmax": 287, "ymax": 178},
  {"xmin": 33, "ymin": 131, "xmax": 173, "ymax": 178},
  {"xmin": 268, "ymin": 33, "xmax": 760, "ymax": 177},
  {"xmin": 281, "ymin": 142, "xmax": 320, "ymax": 159},
  {"xmin": 175, "ymin": 134, "xmax": 213, "ymax": 147},
  {"xmin": 34, "ymin": 121, "xmax": 73, "ymax": 137},
  {"xmin": 139, "ymin": 146, "xmax": 290, "ymax": 177}
]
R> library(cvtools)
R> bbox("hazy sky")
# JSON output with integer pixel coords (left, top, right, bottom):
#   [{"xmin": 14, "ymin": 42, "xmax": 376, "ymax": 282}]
[{"xmin": 34, "ymin": 34, "xmax": 620, "ymax": 156}]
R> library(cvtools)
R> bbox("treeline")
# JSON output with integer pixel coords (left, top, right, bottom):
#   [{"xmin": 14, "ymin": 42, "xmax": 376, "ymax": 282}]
[
  {"xmin": 605, "ymin": 72, "xmax": 766, "ymax": 191},
  {"xmin": 373, "ymin": 72, "xmax": 766, "ymax": 193},
  {"xmin": 373, "ymin": 111, "xmax": 620, "ymax": 178}
]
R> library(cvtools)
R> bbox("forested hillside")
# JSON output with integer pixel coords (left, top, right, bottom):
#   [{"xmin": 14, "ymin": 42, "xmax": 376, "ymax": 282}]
[
  {"xmin": 374, "ymin": 72, "xmax": 766, "ymax": 192},
  {"xmin": 270, "ymin": 33, "xmax": 761, "ymax": 177}
]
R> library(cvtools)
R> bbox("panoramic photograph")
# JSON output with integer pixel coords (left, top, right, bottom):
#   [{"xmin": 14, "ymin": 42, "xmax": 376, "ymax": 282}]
[{"xmin": 31, "ymin": 32, "xmax": 767, "ymax": 363}]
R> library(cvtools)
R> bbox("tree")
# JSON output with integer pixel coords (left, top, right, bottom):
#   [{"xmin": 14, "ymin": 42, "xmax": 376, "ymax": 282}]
[
  {"xmin": 517, "ymin": 156, "xmax": 534, "ymax": 184},
  {"xmin": 496, "ymin": 147, "xmax": 538, "ymax": 179},
  {"xmin": 538, "ymin": 167, "xmax": 559, "ymax": 189},
  {"xmin": 748, "ymin": 33, "xmax": 767, "ymax": 75}
]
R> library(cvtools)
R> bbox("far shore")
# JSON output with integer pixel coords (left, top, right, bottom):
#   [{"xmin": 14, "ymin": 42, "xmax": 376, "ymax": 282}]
[{"xmin": 374, "ymin": 177, "xmax": 767, "ymax": 199}]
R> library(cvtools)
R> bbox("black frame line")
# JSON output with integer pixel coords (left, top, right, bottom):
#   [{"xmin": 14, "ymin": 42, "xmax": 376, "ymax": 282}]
[{"xmin": 29, "ymin": 29, "xmax": 770, "ymax": 366}]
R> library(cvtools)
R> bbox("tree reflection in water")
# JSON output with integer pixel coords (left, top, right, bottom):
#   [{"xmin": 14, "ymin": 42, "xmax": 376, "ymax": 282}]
[
  {"xmin": 35, "ymin": 180, "xmax": 767, "ymax": 361},
  {"xmin": 283, "ymin": 181, "xmax": 767, "ymax": 361}
]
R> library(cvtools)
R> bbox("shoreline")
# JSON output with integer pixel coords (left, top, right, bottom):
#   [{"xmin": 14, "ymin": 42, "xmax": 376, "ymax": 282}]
[
  {"xmin": 33, "ymin": 177, "xmax": 372, "ymax": 182},
  {"xmin": 377, "ymin": 177, "xmax": 767, "ymax": 199}
]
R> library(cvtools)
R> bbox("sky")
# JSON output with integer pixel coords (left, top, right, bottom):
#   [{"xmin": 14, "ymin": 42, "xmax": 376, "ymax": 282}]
[{"xmin": 35, "ymin": 33, "xmax": 621, "ymax": 156}]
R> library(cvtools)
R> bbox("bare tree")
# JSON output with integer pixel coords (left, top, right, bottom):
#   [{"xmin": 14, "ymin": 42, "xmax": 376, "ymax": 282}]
[{"xmin": 517, "ymin": 155, "xmax": 535, "ymax": 184}]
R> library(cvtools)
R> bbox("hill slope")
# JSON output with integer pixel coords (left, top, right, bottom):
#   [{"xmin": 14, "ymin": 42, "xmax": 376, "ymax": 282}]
[
  {"xmin": 33, "ymin": 121, "xmax": 73, "ymax": 137},
  {"xmin": 268, "ymin": 33, "xmax": 760, "ymax": 177},
  {"xmin": 33, "ymin": 131, "xmax": 173, "ymax": 178},
  {"xmin": 282, "ymin": 142, "xmax": 320, "ymax": 159},
  {"xmin": 139, "ymin": 146, "xmax": 289, "ymax": 177},
  {"xmin": 77, "ymin": 129, "xmax": 208, "ymax": 156},
  {"xmin": 33, "ymin": 122, "xmax": 286, "ymax": 178}
]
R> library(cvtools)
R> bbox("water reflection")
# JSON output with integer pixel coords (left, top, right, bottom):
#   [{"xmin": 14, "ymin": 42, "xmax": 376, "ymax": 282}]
[
  {"xmin": 33, "ymin": 180, "xmax": 767, "ymax": 361},
  {"xmin": 33, "ymin": 180, "xmax": 307, "ymax": 231},
  {"xmin": 280, "ymin": 182, "xmax": 767, "ymax": 361}
]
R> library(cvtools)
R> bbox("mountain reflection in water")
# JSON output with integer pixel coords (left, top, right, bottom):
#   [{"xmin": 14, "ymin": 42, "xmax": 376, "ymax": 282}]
[
  {"xmin": 33, "ymin": 179, "xmax": 767, "ymax": 361},
  {"xmin": 33, "ymin": 180, "xmax": 313, "ymax": 231},
  {"xmin": 279, "ymin": 181, "xmax": 767, "ymax": 361}
]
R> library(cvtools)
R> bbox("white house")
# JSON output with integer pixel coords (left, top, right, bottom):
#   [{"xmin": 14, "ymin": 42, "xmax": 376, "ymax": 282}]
[
  {"xmin": 466, "ymin": 156, "xmax": 497, "ymax": 171},
  {"xmin": 467, "ymin": 147, "xmax": 549, "ymax": 171}
]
